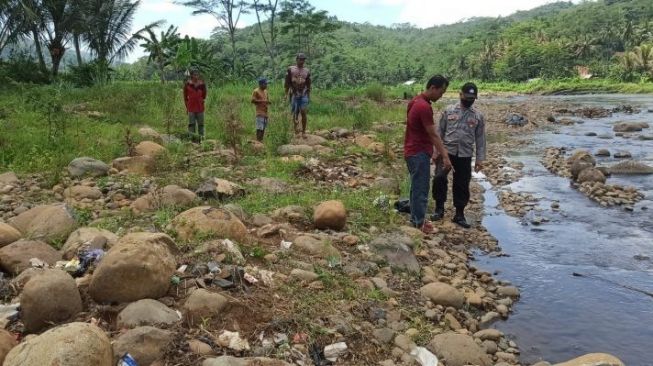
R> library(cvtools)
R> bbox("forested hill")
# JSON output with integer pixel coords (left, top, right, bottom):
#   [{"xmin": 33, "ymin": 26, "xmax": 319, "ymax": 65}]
[{"xmin": 214, "ymin": 0, "xmax": 653, "ymax": 86}]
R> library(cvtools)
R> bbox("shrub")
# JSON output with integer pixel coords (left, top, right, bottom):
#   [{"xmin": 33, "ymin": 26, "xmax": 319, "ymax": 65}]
[{"xmin": 364, "ymin": 83, "xmax": 386, "ymax": 102}]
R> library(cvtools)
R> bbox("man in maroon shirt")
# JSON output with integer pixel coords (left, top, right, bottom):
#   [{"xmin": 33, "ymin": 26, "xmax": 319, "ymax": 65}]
[
  {"xmin": 183, "ymin": 69, "xmax": 207, "ymax": 141},
  {"xmin": 404, "ymin": 75, "xmax": 452, "ymax": 234}
]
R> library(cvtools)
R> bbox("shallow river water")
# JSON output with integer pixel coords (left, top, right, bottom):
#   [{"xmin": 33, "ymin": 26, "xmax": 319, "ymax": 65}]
[{"xmin": 475, "ymin": 95, "xmax": 653, "ymax": 365}]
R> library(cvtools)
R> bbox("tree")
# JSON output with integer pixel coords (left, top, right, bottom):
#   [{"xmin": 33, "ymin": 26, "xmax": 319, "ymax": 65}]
[
  {"xmin": 0, "ymin": 0, "xmax": 18, "ymax": 54},
  {"xmin": 135, "ymin": 24, "xmax": 180, "ymax": 83},
  {"xmin": 84, "ymin": 0, "xmax": 152, "ymax": 63},
  {"xmin": 279, "ymin": 0, "xmax": 340, "ymax": 57},
  {"xmin": 632, "ymin": 44, "xmax": 653, "ymax": 72},
  {"xmin": 176, "ymin": 0, "xmax": 249, "ymax": 75},
  {"xmin": 251, "ymin": 0, "xmax": 279, "ymax": 76}
]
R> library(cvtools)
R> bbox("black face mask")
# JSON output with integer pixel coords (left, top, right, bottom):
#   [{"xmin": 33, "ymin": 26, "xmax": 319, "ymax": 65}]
[{"xmin": 461, "ymin": 99, "xmax": 475, "ymax": 108}]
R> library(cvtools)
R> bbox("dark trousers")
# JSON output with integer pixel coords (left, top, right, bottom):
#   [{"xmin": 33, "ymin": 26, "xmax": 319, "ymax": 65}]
[
  {"xmin": 406, "ymin": 152, "xmax": 431, "ymax": 227},
  {"xmin": 433, "ymin": 154, "xmax": 472, "ymax": 210}
]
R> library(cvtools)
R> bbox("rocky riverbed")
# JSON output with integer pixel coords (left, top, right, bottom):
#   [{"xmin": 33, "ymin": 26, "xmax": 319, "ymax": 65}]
[{"xmin": 0, "ymin": 94, "xmax": 643, "ymax": 366}]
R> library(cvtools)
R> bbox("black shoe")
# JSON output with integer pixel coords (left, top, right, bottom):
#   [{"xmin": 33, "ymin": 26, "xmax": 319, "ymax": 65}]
[
  {"xmin": 452, "ymin": 215, "xmax": 471, "ymax": 228},
  {"xmin": 430, "ymin": 208, "xmax": 445, "ymax": 221}
]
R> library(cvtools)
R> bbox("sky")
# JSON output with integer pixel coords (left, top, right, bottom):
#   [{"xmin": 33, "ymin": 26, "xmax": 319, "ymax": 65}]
[{"xmin": 130, "ymin": 0, "xmax": 571, "ymax": 62}]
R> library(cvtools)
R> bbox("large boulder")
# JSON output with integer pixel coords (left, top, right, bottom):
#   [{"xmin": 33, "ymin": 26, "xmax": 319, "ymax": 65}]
[
  {"xmin": 8, "ymin": 204, "xmax": 77, "ymax": 243},
  {"xmin": 3, "ymin": 322, "xmax": 112, "ymax": 366},
  {"xmin": 313, "ymin": 200, "xmax": 347, "ymax": 230},
  {"xmin": 112, "ymin": 155, "xmax": 156, "ymax": 175},
  {"xmin": 67, "ymin": 157, "xmax": 110, "ymax": 178},
  {"xmin": 369, "ymin": 232, "xmax": 420, "ymax": 273},
  {"xmin": 291, "ymin": 134, "xmax": 327, "ymax": 146},
  {"xmin": 203, "ymin": 356, "xmax": 292, "ymax": 366},
  {"xmin": 131, "ymin": 185, "xmax": 197, "ymax": 213},
  {"xmin": 196, "ymin": 178, "xmax": 245, "ymax": 200},
  {"xmin": 0, "ymin": 240, "xmax": 61, "ymax": 275},
  {"xmin": 64, "ymin": 185, "xmax": 103, "ymax": 200},
  {"xmin": 427, "ymin": 333, "xmax": 492, "ymax": 366},
  {"xmin": 293, "ymin": 235, "xmax": 341, "ymax": 259},
  {"xmin": 577, "ymin": 168, "xmax": 606, "ymax": 184},
  {"xmin": 169, "ymin": 206, "xmax": 248, "ymax": 242},
  {"xmin": 112, "ymin": 326, "xmax": 174, "ymax": 365},
  {"xmin": 89, "ymin": 232, "xmax": 177, "ymax": 303},
  {"xmin": 138, "ymin": 127, "xmax": 162, "ymax": 142},
  {"xmin": 21, "ymin": 269, "xmax": 82, "ymax": 333},
  {"xmin": 570, "ymin": 160, "xmax": 595, "ymax": 181},
  {"xmin": 0, "ymin": 223, "xmax": 21, "ymax": 247},
  {"xmin": 0, "ymin": 172, "xmax": 18, "ymax": 185},
  {"xmin": 61, "ymin": 227, "xmax": 118, "ymax": 260},
  {"xmin": 567, "ymin": 150, "xmax": 596, "ymax": 166},
  {"xmin": 183, "ymin": 289, "xmax": 229, "ymax": 324},
  {"xmin": 116, "ymin": 299, "xmax": 181, "ymax": 329},
  {"xmin": 247, "ymin": 178, "xmax": 289, "ymax": 194},
  {"xmin": 134, "ymin": 141, "xmax": 166, "ymax": 157},
  {"xmin": 553, "ymin": 353, "xmax": 624, "ymax": 366},
  {"xmin": 609, "ymin": 160, "xmax": 653, "ymax": 175},
  {"xmin": 277, "ymin": 144, "xmax": 314, "ymax": 156},
  {"xmin": 420, "ymin": 282, "xmax": 465, "ymax": 308},
  {"xmin": 0, "ymin": 330, "xmax": 16, "ymax": 364},
  {"xmin": 613, "ymin": 122, "xmax": 648, "ymax": 132}
]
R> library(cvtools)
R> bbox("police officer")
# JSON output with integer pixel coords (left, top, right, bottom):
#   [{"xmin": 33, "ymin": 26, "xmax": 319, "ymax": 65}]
[{"xmin": 431, "ymin": 82, "xmax": 486, "ymax": 228}]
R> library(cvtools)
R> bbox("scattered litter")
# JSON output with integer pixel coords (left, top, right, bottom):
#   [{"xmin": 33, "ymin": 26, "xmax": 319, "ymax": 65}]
[
  {"xmin": 29, "ymin": 258, "xmax": 47, "ymax": 268},
  {"xmin": 0, "ymin": 303, "xmax": 19, "ymax": 328},
  {"xmin": 373, "ymin": 194, "xmax": 390, "ymax": 209},
  {"xmin": 505, "ymin": 113, "xmax": 528, "ymax": 127},
  {"xmin": 394, "ymin": 198, "xmax": 411, "ymax": 213},
  {"xmin": 324, "ymin": 342, "xmax": 347, "ymax": 362},
  {"xmin": 309, "ymin": 343, "xmax": 332, "ymax": 365},
  {"xmin": 170, "ymin": 276, "xmax": 181, "ymax": 286},
  {"xmin": 292, "ymin": 332, "xmax": 308, "ymax": 344},
  {"xmin": 280, "ymin": 240, "xmax": 293, "ymax": 250},
  {"xmin": 411, "ymin": 347, "xmax": 439, "ymax": 366},
  {"xmin": 244, "ymin": 273, "xmax": 258, "ymax": 284},
  {"xmin": 117, "ymin": 353, "xmax": 139, "ymax": 366},
  {"xmin": 217, "ymin": 330, "xmax": 250, "ymax": 351},
  {"xmin": 258, "ymin": 270, "xmax": 275, "ymax": 287},
  {"xmin": 207, "ymin": 261, "xmax": 221, "ymax": 274},
  {"xmin": 273, "ymin": 333, "xmax": 288, "ymax": 345},
  {"xmin": 176, "ymin": 265, "xmax": 188, "ymax": 274},
  {"xmin": 72, "ymin": 249, "xmax": 105, "ymax": 277}
]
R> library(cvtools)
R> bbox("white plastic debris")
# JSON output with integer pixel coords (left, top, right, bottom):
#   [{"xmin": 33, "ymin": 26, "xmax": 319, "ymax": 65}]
[
  {"xmin": 324, "ymin": 342, "xmax": 348, "ymax": 362},
  {"xmin": 280, "ymin": 240, "xmax": 293, "ymax": 250},
  {"xmin": 29, "ymin": 258, "xmax": 46, "ymax": 268},
  {"xmin": 0, "ymin": 303, "xmax": 19, "ymax": 328},
  {"xmin": 176, "ymin": 265, "xmax": 188, "ymax": 274},
  {"xmin": 217, "ymin": 331, "xmax": 250, "ymax": 352},
  {"xmin": 244, "ymin": 273, "xmax": 258, "ymax": 284},
  {"xmin": 410, "ymin": 346, "xmax": 439, "ymax": 366}
]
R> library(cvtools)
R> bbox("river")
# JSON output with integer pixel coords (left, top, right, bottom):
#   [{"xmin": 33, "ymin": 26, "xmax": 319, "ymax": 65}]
[{"xmin": 476, "ymin": 95, "xmax": 653, "ymax": 365}]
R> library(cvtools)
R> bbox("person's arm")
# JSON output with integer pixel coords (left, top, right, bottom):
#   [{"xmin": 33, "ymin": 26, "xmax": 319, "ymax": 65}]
[
  {"xmin": 475, "ymin": 114, "xmax": 487, "ymax": 172},
  {"xmin": 284, "ymin": 68, "xmax": 291, "ymax": 97},
  {"xmin": 251, "ymin": 90, "xmax": 260, "ymax": 104},
  {"xmin": 438, "ymin": 110, "xmax": 447, "ymax": 139},
  {"xmin": 306, "ymin": 71, "xmax": 311, "ymax": 97},
  {"xmin": 183, "ymin": 84, "xmax": 189, "ymax": 110},
  {"xmin": 200, "ymin": 83, "xmax": 207, "ymax": 100},
  {"xmin": 421, "ymin": 107, "xmax": 451, "ymax": 170}
]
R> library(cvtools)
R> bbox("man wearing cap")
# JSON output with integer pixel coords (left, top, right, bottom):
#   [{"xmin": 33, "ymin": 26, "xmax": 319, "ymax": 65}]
[
  {"xmin": 251, "ymin": 77, "xmax": 271, "ymax": 142},
  {"xmin": 404, "ymin": 75, "xmax": 452, "ymax": 234},
  {"xmin": 431, "ymin": 82, "xmax": 486, "ymax": 228},
  {"xmin": 284, "ymin": 53, "xmax": 311, "ymax": 137}
]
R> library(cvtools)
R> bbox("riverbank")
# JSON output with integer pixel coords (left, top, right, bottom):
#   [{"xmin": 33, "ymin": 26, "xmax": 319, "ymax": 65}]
[{"xmin": 0, "ymin": 85, "xmax": 639, "ymax": 365}]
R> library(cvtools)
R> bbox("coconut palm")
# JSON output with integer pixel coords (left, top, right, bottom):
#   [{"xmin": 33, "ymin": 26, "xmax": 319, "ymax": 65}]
[
  {"xmin": 83, "ymin": 0, "xmax": 162, "ymax": 65},
  {"xmin": 135, "ymin": 24, "xmax": 181, "ymax": 83}
]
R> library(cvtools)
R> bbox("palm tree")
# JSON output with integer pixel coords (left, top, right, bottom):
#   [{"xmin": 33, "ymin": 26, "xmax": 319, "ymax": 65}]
[
  {"xmin": 84, "ymin": 0, "xmax": 163, "ymax": 65},
  {"xmin": 632, "ymin": 44, "xmax": 653, "ymax": 72},
  {"xmin": 135, "ymin": 24, "xmax": 181, "ymax": 83},
  {"xmin": 31, "ymin": 0, "xmax": 78, "ymax": 75}
]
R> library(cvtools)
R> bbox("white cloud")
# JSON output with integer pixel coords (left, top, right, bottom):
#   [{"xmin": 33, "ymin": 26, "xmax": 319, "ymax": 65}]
[
  {"xmin": 178, "ymin": 14, "xmax": 217, "ymax": 38},
  {"xmin": 141, "ymin": 0, "xmax": 185, "ymax": 13}
]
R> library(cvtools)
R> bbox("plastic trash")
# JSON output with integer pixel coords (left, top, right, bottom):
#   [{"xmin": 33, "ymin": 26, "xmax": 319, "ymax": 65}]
[
  {"xmin": 394, "ymin": 198, "xmax": 411, "ymax": 213},
  {"xmin": 207, "ymin": 261, "xmax": 220, "ymax": 274},
  {"xmin": 0, "ymin": 303, "xmax": 19, "ymax": 328},
  {"xmin": 244, "ymin": 273, "xmax": 258, "ymax": 284},
  {"xmin": 117, "ymin": 353, "xmax": 138, "ymax": 366},
  {"xmin": 170, "ymin": 275, "xmax": 181, "ymax": 285},
  {"xmin": 373, "ymin": 194, "xmax": 390, "ymax": 209},
  {"xmin": 29, "ymin": 258, "xmax": 46, "ymax": 268},
  {"xmin": 64, "ymin": 258, "xmax": 81, "ymax": 273},
  {"xmin": 280, "ymin": 240, "xmax": 293, "ymax": 250},
  {"xmin": 176, "ymin": 264, "xmax": 188, "ymax": 274},
  {"xmin": 324, "ymin": 342, "xmax": 348, "ymax": 362},
  {"xmin": 411, "ymin": 346, "xmax": 439, "ymax": 366},
  {"xmin": 217, "ymin": 330, "xmax": 250, "ymax": 351}
]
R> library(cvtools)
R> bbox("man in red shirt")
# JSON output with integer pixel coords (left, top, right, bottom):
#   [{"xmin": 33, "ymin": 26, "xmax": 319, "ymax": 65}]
[
  {"xmin": 183, "ymin": 68, "xmax": 207, "ymax": 141},
  {"xmin": 404, "ymin": 75, "xmax": 452, "ymax": 234}
]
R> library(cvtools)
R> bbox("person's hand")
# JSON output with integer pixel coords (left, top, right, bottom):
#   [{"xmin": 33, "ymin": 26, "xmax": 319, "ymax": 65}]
[
  {"xmin": 442, "ymin": 156, "xmax": 453, "ymax": 171},
  {"xmin": 474, "ymin": 161, "xmax": 483, "ymax": 173}
]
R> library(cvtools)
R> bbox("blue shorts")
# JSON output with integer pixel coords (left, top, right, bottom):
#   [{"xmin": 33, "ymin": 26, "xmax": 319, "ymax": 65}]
[
  {"xmin": 291, "ymin": 95, "xmax": 309, "ymax": 116},
  {"xmin": 256, "ymin": 116, "xmax": 268, "ymax": 130}
]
